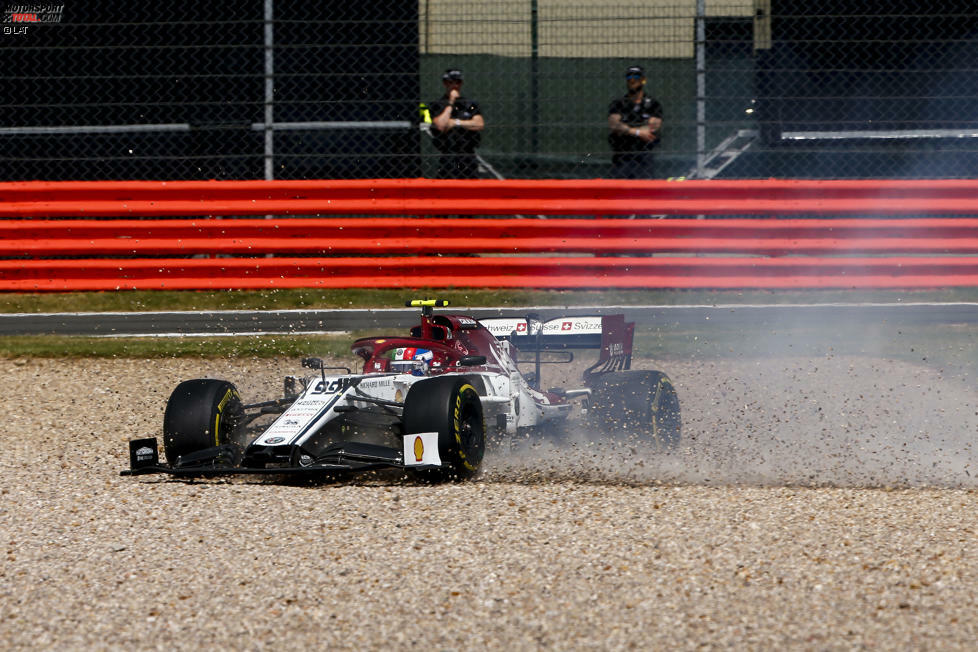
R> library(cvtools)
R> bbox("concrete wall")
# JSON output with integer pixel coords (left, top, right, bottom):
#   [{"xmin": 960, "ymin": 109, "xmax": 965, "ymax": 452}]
[{"xmin": 419, "ymin": 0, "xmax": 754, "ymax": 58}]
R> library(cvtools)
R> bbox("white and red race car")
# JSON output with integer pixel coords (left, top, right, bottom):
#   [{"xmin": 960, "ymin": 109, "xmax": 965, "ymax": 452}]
[{"xmin": 124, "ymin": 299, "xmax": 680, "ymax": 481}]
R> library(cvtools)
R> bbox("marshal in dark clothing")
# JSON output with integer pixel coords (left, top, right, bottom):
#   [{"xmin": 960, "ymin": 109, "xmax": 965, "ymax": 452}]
[
  {"xmin": 607, "ymin": 65, "xmax": 663, "ymax": 178},
  {"xmin": 429, "ymin": 68, "xmax": 484, "ymax": 179}
]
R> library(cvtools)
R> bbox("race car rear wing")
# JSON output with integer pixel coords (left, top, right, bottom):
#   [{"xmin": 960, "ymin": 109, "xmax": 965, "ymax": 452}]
[{"xmin": 480, "ymin": 314, "xmax": 634, "ymax": 383}]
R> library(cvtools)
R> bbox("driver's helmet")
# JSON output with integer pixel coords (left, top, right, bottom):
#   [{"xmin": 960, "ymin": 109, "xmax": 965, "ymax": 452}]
[{"xmin": 390, "ymin": 347, "xmax": 433, "ymax": 376}]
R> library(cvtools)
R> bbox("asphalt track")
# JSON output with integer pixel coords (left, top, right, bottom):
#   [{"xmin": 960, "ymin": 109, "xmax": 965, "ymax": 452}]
[{"xmin": 2, "ymin": 302, "xmax": 977, "ymax": 336}]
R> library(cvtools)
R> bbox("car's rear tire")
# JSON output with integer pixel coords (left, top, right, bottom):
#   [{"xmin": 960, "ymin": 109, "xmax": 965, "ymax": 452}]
[
  {"xmin": 163, "ymin": 379, "xmax": 243, "ymax": 464},
  {"xmin": 589, "ymin": 370, "xmax": 681, "ymax": 449},
  {"xmin": 403, "ymin": 376, "xmax": 485, "ymax": 481}
]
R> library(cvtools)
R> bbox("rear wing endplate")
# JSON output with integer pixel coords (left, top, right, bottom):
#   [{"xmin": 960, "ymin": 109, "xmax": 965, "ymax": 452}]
[{"xmin": 480, "ymin": 314, "xmax": 634, "ymax": 381}]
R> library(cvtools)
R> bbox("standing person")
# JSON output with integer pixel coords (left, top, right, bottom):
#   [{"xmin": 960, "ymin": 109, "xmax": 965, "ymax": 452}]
[
  {"xmin": 607, "ymin": 65, "xmax": 663, "ymax": 178},
  {"xmin": 429, "ymin": 68, "xmax": 485, "ymax": 179}
]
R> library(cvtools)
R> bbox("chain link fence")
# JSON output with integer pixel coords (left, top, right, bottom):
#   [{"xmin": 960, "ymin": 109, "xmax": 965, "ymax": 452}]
[{"xmin": 1, "ymin": 1, "xmax": 977, "ymax": 180}]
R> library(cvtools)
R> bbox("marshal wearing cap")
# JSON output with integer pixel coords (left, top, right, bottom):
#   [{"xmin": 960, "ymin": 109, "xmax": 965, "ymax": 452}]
[
  {"xmin": 430, "ymin": 68, "xmax": 483, "ymax": 178},
  {"xmin": 608, "ymin": 63, "xmax": 662, "ymax": 178}
]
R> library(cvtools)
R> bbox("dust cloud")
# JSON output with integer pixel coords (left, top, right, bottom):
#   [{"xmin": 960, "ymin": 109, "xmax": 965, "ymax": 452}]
[{"xmin": 484, "ymin": 313, "xmax": 978, "ymax": 488}]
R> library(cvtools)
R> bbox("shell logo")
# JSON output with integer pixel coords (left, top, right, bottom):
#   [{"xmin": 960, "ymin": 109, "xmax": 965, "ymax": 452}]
[
  {"xmin": 413, "ymin": 436, "xmax": 424, "ymax": 462},
  {"xmin": 395, "ymin": 389, "xmax": 403, "ymax": 403}
]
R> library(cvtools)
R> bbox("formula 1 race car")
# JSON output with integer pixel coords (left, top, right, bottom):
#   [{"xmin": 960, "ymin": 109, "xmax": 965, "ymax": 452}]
[{"xmin": 123, "ymin": 299, "xmax": 680, "ymax": 481}]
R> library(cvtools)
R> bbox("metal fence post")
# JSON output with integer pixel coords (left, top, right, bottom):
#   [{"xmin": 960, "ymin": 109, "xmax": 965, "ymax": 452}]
[
  {"xmin": 263, "ymin": 0, "xmax": 275, "ymax": 181},
  {"xmin": 530, "ymin": 0, "xmax": 539, "ymax": 171},
  {"xmin": 695, "ymin": 0, "xmax": 706, "ymax": 179}
]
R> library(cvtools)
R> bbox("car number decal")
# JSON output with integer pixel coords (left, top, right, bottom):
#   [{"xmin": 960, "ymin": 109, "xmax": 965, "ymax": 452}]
[{"xmin": 312, "ymin": 377, "xmax": 359, "ymax": 394}]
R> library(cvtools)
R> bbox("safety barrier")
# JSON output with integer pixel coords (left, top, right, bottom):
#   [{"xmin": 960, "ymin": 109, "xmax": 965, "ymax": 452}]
[
  {"xmin": 4, "ymin": 217, "xmax": 978, "ymax": 257},
  {"xmin": 5, "ymin": 178, "xmax": 978, "ymax": 217},
  {"xmin": 3, "ymin": 257, "xmax": 976, "ymax": 292},
  {"xmin": 2, "ymin": 179, "xmax": 978, "ymax": 290}
]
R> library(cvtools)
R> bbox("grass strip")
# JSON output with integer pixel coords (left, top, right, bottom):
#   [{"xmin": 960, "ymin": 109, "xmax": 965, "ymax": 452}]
[{"xmin": 0, "ymin": 334, "xmax": 356, "ymax": 359}]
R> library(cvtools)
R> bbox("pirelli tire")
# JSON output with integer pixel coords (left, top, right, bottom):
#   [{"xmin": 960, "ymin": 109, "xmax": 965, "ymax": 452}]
[
  {"xmin": 162, "ymin": 379, "xmax": 243, "ymax": 465},
  {"xmin": 403, "ymin": 376, "xmax": 486, "ymax": 481},
  {"xmin": 589, "ymin": 370, "xmax": 681, "ymax": 449}
]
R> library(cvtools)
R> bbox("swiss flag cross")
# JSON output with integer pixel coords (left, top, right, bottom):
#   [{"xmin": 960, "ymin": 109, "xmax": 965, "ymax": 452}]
[
  {"xmin": 562, "ymin": 321, "xmax": 572, "ymax": 331},
  {"xmin": 516, "ymin": 322, "xmax": 527, "ymax": 332}
]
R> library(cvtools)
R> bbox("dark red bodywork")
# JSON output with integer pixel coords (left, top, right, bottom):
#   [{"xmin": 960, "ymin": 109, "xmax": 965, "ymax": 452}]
[{"xmin": 352, "ymin": 313, "xmax": 509, "ymax": 376}]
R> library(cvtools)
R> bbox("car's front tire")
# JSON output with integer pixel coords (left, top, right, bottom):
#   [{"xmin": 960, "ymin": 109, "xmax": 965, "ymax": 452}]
[
  {"xmin": 163, "ymin": 379, "xmax": 243, "ymax": 464},
  {"xmin": 403, "ymin": 376, "xmax": 485, "ymax": 481}
]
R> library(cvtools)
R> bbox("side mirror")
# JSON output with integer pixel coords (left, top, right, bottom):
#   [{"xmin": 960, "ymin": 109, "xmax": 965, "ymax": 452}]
[
  {"xmin": 458, "ymin": 355, "xmax": 487, "ymax": 366},
  {"xmin": 301, "ymin": 358, "xmax": 353, "ymax": 375},
  {"xmin": 284, "ymin": 376, "xmax": 302, "ymax": 400},
  {"xmin": 301, "ymin": 357, "xmax": 324, "ymax": 370}
]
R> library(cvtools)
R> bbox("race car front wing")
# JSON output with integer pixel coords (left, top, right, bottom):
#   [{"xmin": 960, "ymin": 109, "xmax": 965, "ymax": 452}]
[{"xmin": 120, "ymin": 436, "xmax": 440, "ymax": 477}]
